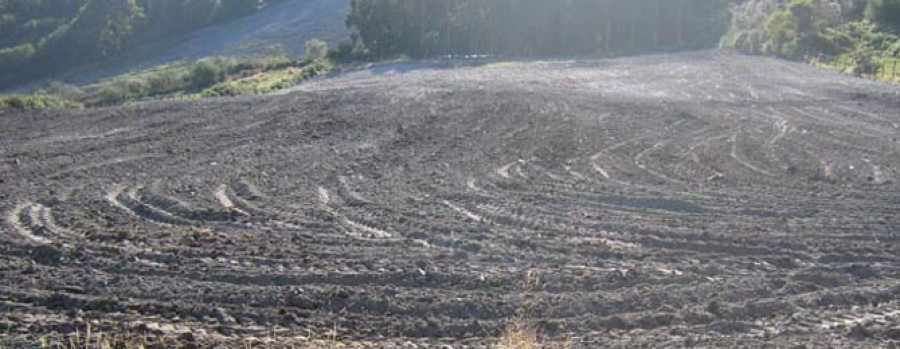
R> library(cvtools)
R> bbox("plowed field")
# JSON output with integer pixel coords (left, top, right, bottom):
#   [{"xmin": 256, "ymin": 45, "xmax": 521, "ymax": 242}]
[{"xmin": 2, "ymin": 52, "xmax": 900, "ymax": 347}]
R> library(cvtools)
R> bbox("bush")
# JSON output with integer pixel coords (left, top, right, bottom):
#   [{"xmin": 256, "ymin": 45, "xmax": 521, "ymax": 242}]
[
  {"xmin": 200, "ymin": 59, "xmax": 332, "ymax": 98},
  {"xmin": 0, "ymin": 94, "xmax": 82, "ymax": 110},
  {"xmin": 146, "ymin": 70, "xmax": 183, "ymax": 95},
  {"xmin": 189, "ymin": 60, "xmax": 225, "ymax": 89},
  {"xmin": 327, "ymin": 41, "xmax": 370, "ymax": 63},
  {"xmin": 304, "ymin": 39, "xmax": 328, "ymax": 61},
  {"xmin": 43, "ymin": 81, "xmax": 87, "ymax": 102}
]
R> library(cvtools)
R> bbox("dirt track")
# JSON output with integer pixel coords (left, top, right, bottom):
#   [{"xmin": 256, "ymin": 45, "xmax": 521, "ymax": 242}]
[{"xmin": 2, "ymin": 51, "xmax": 900, "ymax": 347}]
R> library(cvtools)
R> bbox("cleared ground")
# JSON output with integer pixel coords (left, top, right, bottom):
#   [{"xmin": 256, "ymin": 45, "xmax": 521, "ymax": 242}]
[{"xmin": 2, "ymin": 51, "xmax": 900, "ymax": 347}]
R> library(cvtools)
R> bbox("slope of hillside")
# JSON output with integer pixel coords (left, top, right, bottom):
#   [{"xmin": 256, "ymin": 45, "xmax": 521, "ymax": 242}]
[
  {"xmin": 2, "ymin": 52, "xmax": 900, "ymax": 347},
  {"xmin": 5, "ymin": 0, "xmax": 349, "ymax": 92},
  {"xmin": 137, "ymin": 0, "xmax": 350, "ymax": 63}
]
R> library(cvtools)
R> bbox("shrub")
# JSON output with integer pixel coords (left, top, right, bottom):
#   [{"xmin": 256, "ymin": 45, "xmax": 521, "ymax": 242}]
[
  {"xmin": 146, "ymin": 70, "xmax": 183, "ymax": 95},
  {"xmin": 44, "ymin": 81, "xmax": 87, "ymax": 102},
  {"xmin": 0, "ymin": 94, "xmax": 82, "ymax": 110},
  {"xmin": 189, "ymin": 60, "xmax": 225, "ymax": 89},
  {"xmin": 200, "ymin": 59, "xmax": 331, "ymax": 98},
  {"xmin": 304, "ymin": 39, "xmax": 328, "ymax": 61},
  {"xmin": 327, "ymin": 41, "xmax": 370, "ymax": 63}
]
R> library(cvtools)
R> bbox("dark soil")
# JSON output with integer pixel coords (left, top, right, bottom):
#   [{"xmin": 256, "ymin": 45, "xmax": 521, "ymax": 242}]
[{"xmin": 2, "ymin": 51, "xmax": 900, "ymax": 347}]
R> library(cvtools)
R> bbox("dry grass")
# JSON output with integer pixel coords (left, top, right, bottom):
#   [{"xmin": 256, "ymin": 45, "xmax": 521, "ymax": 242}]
[
  {"xmin": 496, "ymin": 269, "xmax": 575, "ymax": 349},
  {"xmin": 499, "ymin": 318, "xmax": 541, "ymax": 349}
]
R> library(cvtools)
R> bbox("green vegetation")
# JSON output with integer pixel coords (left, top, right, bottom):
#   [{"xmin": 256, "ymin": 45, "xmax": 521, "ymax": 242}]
[
  {"xmin": 721, "ymin": 0, "xmax": 900, "ymax": 81},
  {"xmin": 0, "ymin": 0, "xmax": 285, "ymax": 88},
  {"xmin": 304, "ymin": 39, "xmax": 329, "ymax": 61},
  {"xmin": 0, "ymin": 94, "xmax": 82, "ymax": 110},
  {"xmin": 201, "ymin": 59, "xmax": 331, "ymax": 97},
  {"xmin": 1, "ymin": 55, "xmax": 330, "ymax": 109},
  {"xmin": 345, "ymin": 0, "xmax": 731, "ymax": 59},
  {"xmin": 866, "ymin": 0, "xmax": 900, "ymax": 27},
  {"xmin": 190, "ymin": 61, "xmax": 227, "ymax": 89},
  {"xmin": 341, "ymin": 0, "xmax": 898, "ymax": 82}
]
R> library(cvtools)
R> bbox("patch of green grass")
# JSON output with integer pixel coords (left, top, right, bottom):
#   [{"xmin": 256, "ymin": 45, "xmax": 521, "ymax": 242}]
[
  {"xmin": 0, "ymin": 94, "xmax": 82, "ymax": 110},
  {"xmin": 879, "ymin": 57, "xmax": 900, "ymax": 83},
  {"xmin": 200, "ymin": 59, "xmax": 332, "ymax": 97},
  {"xmin": 38, "ymin": 55, "xmax": 331, "ymax": 106},
  {"xmin": 819, "ymin": 54, "xmax": 900, "ymax": 83}
]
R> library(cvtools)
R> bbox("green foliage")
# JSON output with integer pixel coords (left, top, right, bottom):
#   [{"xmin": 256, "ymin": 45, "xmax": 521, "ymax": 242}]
[
  {"xmin": 722, "ymin": 0, "xmax": 900, "ymax": 82},
  {"xmin": 305, "ymin": 39, "xmax": 329, "ymax": 61},
  {"xmin": 763, "ymin": 10, "xmax": 801, "ymax": 57},
  {"xmin": 190, "ymin": 60, "xmax": 227, "ymax": 90},
  {"xmin": 0, "ymin": 0, "xmax": 282, "ymax": 88},
  {"xmin": 722, "ymin": 0, "xmax": 844, "ymax": 57},
  {"xmin": 724, "ymin": 0, "xmax": 828, "ymax": 58},
  {"xmin": 0, "ymin": 0, "xmax": 86, "ymax": 49},
  {"xmin": 19, "ymin": 55, "xmax": 330, "ymax": 106},
  {"xmin": 345, "ymin": 0, "xmax": 731, "ymax": 59},
  {"xmin": 327, "ymin": 41, "xmax": 369, "ymax": 63},
  {"xmin": 866, "ymin": 0, "xmax": 900, "ymax": 27},
  {"xmin": 828, "ymin": 21, "xmax": 899, "ymax": 74},
  {"xmin": 0, "ymin": 94, "xmax": 82, "ymax": 110},
  {"xmin": 200, "ymin": 59, "xmax": 331, "ymax": 97},
  {"xmin": 64, "ymin": 0, "xmax": 145, "ymax": 57}
]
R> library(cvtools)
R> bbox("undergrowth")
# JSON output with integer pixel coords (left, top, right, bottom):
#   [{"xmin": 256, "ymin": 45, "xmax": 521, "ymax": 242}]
[
  {"xmin": 0, "ymin": 94, "xmax": 82, "ymax": 110},
  {"xmin": 2, "ymin": 55, "xmax": 333, "ymax": 109},
  {"xmin": 721, "ymin": 0, "xmax": 899, "ymax": 84},
  {"xmin": 199, "ymin": 59, "xmax": 332, "ymax": 98}
]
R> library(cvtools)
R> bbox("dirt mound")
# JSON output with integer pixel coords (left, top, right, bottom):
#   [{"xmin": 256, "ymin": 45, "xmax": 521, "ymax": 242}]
[{"xmin": 2, "ymin": 51, "xmax": 900, "ymax": 347}]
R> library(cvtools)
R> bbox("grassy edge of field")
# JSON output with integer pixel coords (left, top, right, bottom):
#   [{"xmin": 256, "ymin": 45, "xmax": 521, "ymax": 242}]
[
  {"xmin": 0, "ymin": 94, "xmax": 84, "ymax": 110},
  {"xmin": 806, "ymin": 54, "xmax": 900, "ymax": 84},
  {"xmin": 0, "ymin": 55, "xmax": 332, "ymax": 111}
]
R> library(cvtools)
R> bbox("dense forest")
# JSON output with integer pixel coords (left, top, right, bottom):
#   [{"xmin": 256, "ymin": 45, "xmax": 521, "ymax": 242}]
[
  {"xmin": 721, "ymin": 0, "xmax": 900, "ymax": 58},
  {"xmin": 343, "ymin": 0, "xmax": 731, "ymax": 59},
  {"xmin": 0, "ymin": 0, "xmax": 279, "ymax": 87},
  {"xmin": 340, "ymin": 0, "xmax": 899, "ymax": 78}
]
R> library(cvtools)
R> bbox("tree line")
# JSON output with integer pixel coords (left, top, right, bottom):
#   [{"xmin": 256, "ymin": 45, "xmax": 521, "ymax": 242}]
[
  {"xmin": 0, "ymin": 0, "xmax": 277, "ymax": 88},
  {"xmin": 343, "ymin": 0, "xmax": 731, "ymax": 59},
  {"xmin": 720, "ymin": 0, "xmax": 900, "ymax": 73}
]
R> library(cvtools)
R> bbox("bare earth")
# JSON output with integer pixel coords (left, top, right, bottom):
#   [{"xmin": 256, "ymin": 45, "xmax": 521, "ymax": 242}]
[{"xmin": 2, "ymin": 51, "xmax": 900, "ymax": 347}]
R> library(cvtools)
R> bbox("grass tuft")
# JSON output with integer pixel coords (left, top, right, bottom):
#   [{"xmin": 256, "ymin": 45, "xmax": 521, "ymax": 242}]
[{"xmin": 500, "ymin": 318, "xmax": 541, "ymax": 349}]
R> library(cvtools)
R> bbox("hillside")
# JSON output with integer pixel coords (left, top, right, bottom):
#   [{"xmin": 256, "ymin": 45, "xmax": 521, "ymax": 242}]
[
  {"xmin": 2, "ymin": 52, "xmax": 900, "ymax": 347},
  {"xmin": 0, "ymin": 0, "xmax": 350, "ymax": 92},
  {"xmin": 65, "ymin": 0, "xmax": 350, "ymax": 85}
]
